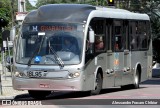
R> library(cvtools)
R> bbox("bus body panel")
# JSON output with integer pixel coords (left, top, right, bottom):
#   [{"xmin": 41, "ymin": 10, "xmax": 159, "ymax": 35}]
[
  {"xmin": 13, "ymin": 76, "xmax": 83, "ymax": 91},
  {"xmin": 122, "ymin": 50, "xmax": 133, "ymax": 85},
  {"xmin": 105, "ymin": 52, "xmax": 115, "ymax": 87},
  {"xmin": 130, "ymin": 51, "xmax": 148, "ymax": 82},
  {"xmin": 114, "ymin": 52, "xmax": 124, "ymax": 86},
  {"xmin": 13, "ymin": 64, "xmax": 85, "ymax": 91}
]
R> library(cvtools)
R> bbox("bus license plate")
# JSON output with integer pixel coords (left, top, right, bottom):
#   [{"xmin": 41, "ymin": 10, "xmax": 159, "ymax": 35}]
[{"xmin": 27, "ymin": 71, "xmax": 43, "ymax": 78}]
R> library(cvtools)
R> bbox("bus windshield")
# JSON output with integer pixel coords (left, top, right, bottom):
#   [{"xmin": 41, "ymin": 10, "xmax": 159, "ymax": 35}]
[{"xmin": 16, "ymin": 22, "xmax": 84, "ymax": 65}]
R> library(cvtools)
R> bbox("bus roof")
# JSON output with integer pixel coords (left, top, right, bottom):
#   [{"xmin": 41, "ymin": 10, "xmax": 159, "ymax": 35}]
[
  {"xmin": 94, "ymin": 6, "xmax": 150, "ymax": 20},
  {"xmin": 24, "ymin": 4, "xmax": 95, "ymax": 23},
  {"xmin": 24, "ymin": 4, "xmax": 149, "ymax": 23}
]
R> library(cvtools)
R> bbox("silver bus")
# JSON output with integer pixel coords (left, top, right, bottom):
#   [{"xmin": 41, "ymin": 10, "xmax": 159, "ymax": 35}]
[{"xmin": 13, "ymin": 4, "xmax": 152, "ymax": 99}]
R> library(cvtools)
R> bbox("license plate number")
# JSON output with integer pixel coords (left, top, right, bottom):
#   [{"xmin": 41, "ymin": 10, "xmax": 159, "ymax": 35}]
[{"xmin": 27, "ymin": 71, "xmax": 43, "ymax": 78}]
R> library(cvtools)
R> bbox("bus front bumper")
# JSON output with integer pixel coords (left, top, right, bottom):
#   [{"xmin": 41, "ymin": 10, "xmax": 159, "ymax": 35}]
[{"xmin": 12, "ymin": 77, "xmax": 83, "ymax": 91}]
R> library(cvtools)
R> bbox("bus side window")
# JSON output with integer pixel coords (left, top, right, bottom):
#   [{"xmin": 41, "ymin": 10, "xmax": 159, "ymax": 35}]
[
  {"xmin": 115, "ymin": 36, "xmax": 121, "ymax": 50},
  {"xmin": 139, "ymin": 21, "xmax": 148, "ymax": 49},
  {"xmin": 95, "ymin": 35, "xmax": 104, "ymax": 51},
  {"xmin": 131, "ymin": 36, "xmax": 137, "ymax": 49},
  {"xmin": 114, "ymin": 20, "xmax": 123, "ymax": 51},
  {"xmin": 90, "ymin": 18, "xmax": 106, "ymax": 52},
  {"xmin": 130, "ymin": 21, "xmax": 138, "ymax": 50}
]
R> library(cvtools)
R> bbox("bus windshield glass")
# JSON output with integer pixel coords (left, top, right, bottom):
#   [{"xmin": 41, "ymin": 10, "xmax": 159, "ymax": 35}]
[{"xmin": 16, "ymin": 22, "xmax": 84, "ymax": 65}]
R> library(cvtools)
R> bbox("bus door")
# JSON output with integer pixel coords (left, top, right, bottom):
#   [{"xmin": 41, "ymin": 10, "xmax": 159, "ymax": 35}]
[
  {"xmin": 122, "ymin": 21, "xmax": 132, "ymax": 85},
  {"xmin": 105, "ymin": 20, "xmax": 115, "ymax": 87},
  {"xmin": 113, "ymin": 20, "xmax": 124, "ymax": 86}
]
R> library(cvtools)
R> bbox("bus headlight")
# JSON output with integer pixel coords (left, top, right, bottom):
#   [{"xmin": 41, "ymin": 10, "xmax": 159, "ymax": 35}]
[
  {"xmin": 14, "ymin": 72, "xmax": 26, "ymax": 77},
  {"xmin": 73, "ymin": 72, "xmax": 80, "ymax": 78},
  {"xmin": 68, "ymin": 72, "xmax": 80, "ymax": 78},
  {"xmin": 15, "ymin": 72, "xmax": 20, "ymax": 77}
]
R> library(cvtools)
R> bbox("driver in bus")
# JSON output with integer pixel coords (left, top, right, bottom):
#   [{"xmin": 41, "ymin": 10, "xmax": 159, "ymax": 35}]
[{"xmin": 62, "ymin": 38, "xmax": 77, "ymax": 54}]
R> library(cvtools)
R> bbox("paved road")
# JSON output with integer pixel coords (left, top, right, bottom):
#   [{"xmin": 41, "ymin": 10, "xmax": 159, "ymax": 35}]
[
  {"xmin": 1, "ymin": 78, "xmax": 160, "ymax": 108},
  {"xmin": 10, "ymin": 78, "xmax": 160, "ymax": 103}
]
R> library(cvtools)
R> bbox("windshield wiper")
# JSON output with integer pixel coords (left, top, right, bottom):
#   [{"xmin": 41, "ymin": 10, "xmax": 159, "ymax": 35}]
[
  {"xmin": 48, "ymin": 40, "xmax": 64, "ymax": 67},
  {"xmin": 27, "ymin": 32, "xmax": 45, "ymax": 66}
]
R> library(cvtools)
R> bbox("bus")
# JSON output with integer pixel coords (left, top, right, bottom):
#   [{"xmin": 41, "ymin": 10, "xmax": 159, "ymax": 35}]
[{"xmin": 12, "ymin": 4, "xmax": 152, "ymax": 99}]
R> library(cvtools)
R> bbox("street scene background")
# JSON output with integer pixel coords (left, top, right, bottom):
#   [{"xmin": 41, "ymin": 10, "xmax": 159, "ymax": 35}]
[{"xmin": 0, "ymin": 0, "xmax": 160, "ymax": 107}]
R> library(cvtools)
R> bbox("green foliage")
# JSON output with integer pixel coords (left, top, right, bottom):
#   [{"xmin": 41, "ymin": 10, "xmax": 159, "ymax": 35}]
[
  {"xmin": 36, "ymin": 0, "xmax": 78, "ymax": 7},
  {"xmin": 26, "ymin": 0, "xmax": 36, "ymax": 11},
  {"xmin": 0, "ymin": 0, "xmax": 11, "ymax": 25},
  {"xmin": 0, "ymin": 0, "xmax": 12, "ymax": 47},
  {"xmin": 130, "ymin": 0, "xmax": 141, "ymax": 11},
  {"xmin": 143, "ymin": 1, "xmax": 160, "ymax": 63},
  {"xmin": 0, "ymin": 8, "xmax": 10, "ymax": 22}
]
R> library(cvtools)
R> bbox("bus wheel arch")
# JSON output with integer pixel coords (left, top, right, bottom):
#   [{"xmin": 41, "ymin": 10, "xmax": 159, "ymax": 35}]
[
  {"xmin": 137, "ymin": 64, "xmax": 142, "ymax": 83},
  {"xmin": 90, "ymin": 67, "xmax": 103, "ymax": 95}
]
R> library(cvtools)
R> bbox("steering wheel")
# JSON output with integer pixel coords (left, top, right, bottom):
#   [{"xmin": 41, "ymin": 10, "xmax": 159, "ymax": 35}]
[{"xmin": 61, "ymin": 48, "xmax": 71, "ymax": 52}]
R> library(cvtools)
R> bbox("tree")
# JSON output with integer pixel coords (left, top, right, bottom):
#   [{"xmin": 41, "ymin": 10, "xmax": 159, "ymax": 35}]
[
  {"xmin": 36, "ymin": 0, "xmax": 78, "ymax": 8},
  {"xmin": 26, "ymin": 0, "xmax": 36, "ymax": 11},
  {"xmin": 145, "ymin": 1, "xmax": 160, "ymax": 63},
  {"xmin": 0, "ymin": 0, "xmax": 12, "ymax": 47},
  {"xmin": 0, "ymin": 0, "xmax": 11, "ymax": 28}
]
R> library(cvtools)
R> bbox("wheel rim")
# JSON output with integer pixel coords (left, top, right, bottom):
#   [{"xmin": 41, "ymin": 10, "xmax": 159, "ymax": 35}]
[
  {"xmin": 90, "ymin": 73, "xmax": 102, "ymax": 95},
  {"xmin": 95, "ymin": 74, "xmax": 102, "ymax": 90},
  {"xmin": 135, "ymin": 74, "xmax": 138, "ymax": 85},
  {"xmin": 95, "ymin": 78, "xmax": 98, "ymax": 89}
]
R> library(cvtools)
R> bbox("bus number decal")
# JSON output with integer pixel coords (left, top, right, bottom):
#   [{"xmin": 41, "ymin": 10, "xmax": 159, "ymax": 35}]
[{"xmin": 27, "ymin": 71, "xmax": 42, "ymax": 78}]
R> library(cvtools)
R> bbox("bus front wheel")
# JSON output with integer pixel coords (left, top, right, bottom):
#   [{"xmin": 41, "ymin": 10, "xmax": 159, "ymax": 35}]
[
  {"xmin": 90, "ymin": 73, "xmax": 102, "ymax": 95},
  {"xmin": 28, "ymin": 90, "xmax": 51, "ymax": 99}
]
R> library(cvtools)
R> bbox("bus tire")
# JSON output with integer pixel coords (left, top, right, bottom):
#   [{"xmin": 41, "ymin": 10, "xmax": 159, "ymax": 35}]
[
  {"xmin": 28, "ymin": 90, "xmax": 51, "ymax": 99},
  {"xmin": 131, "ymin": 69, "xmax": 140, "ymax": 89},
  {"xmin": 121, "ymin": 69, "xmax": 140, "ymax": 90},
  {"xmin": 90, "ymin": 73, "xmax": 102, "ymax": 95}
]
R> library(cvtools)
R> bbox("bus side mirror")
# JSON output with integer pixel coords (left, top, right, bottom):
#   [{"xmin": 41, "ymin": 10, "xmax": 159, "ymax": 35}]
[
  {"xmin": 89, "ymin": 30, "xmax": 95, "ymax": 54},
  {"xmin": 89, "ymin": 30, "xmax": 95, "ymax": 43}
]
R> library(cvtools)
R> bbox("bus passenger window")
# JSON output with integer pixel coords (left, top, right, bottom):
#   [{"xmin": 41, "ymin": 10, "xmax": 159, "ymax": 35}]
[
  {"xmin": 115, "ymin": 36, "xmax": 123, "ymax": 50},
  {"xmin": 114, "ymin": 21, "xmax": 123, "ymax": 51},
  {"xmin": 95, "ymin": 36, "xmax": 104, "ymax": 51},
  {"xmin": 89, "ymin": 18, "xmax": 105, "ymax": 52},
  {"xmin": 131, "ymin": 36, "xmax": 138, "ymax": 49}
]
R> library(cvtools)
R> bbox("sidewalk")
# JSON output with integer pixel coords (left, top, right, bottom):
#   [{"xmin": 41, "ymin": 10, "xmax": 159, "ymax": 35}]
[{"xmin": 0, "ymin": 64, "xmax": 28, "ymax": 99}]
